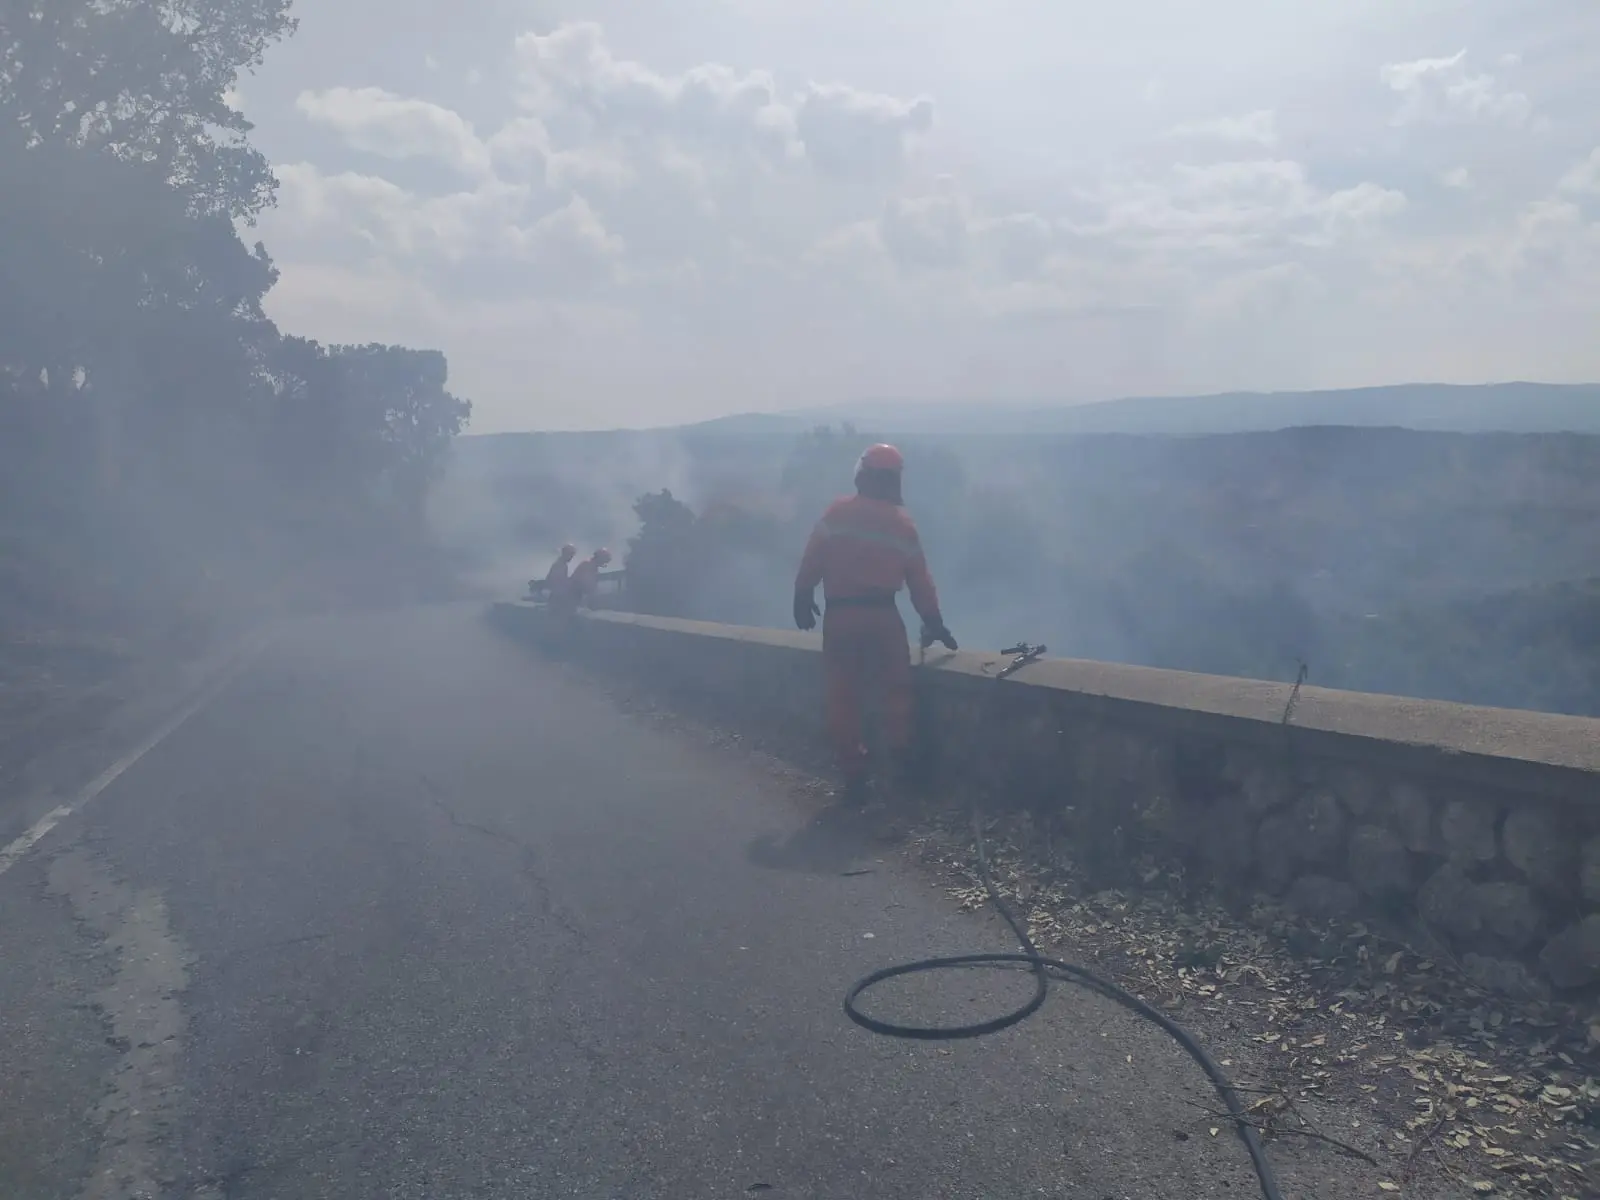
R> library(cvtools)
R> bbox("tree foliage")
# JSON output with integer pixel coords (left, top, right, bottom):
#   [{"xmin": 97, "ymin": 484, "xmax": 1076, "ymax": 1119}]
[
  {"xmin": 2, "ymin": 0, "xmax": 297, "ymax": 218},
  {"xmin": 0, "ymin": 0, "xmax": 471, "ymax": 636},
  {"xmin": 623, "ymin": 487, "xmax": 795, "ymax": 626},
  {"xmin": 624, "ymin": 490, "xmax": 700, "ymax": 616}
]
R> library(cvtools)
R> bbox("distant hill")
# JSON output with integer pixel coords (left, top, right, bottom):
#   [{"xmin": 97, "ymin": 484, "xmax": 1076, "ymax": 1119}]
[
  {"xmin": 680, "ymin": 381, "xmax": 1600, "ymax": 438},
  {"xmin": 1328, "ymin": 577, "xmax": 1600, "ymax": 715}
]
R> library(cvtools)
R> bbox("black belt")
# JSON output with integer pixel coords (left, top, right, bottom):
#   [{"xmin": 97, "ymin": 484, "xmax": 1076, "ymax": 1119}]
[{"xmin": 826, "ymin": 593, "xmax": 898, "ymax": 609}]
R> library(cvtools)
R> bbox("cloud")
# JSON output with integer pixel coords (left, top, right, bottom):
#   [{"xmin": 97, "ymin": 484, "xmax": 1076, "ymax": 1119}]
[
  {"xmin": 296, "ymin": 87, "xmax": 493, "ymax": 177},
  {"xmin": 1087, "ymin": 160, "xmax": 1406, "ymax": 255},
  {"xmin": 483, "ymin": 115, "xmax": 552, "ymax": 180},
  {"xmin": 978, "ymin": 212, "xmax": 1055, "ymax": 280},
  {"xmin": 820, "ymin": 179, "xmax": 1056, "ymax": 285},
  {"xmin": 1380, "ymin": 51, "xmax": 1532, "ymax": 127},
  {"xmin": 512, "ymin": 22, "xmax": 799, "ymax": 166},
  {"xmin": 508, "ymin": 194, "xmax": 625, "ymax": 282},
  {"xmin": 271, "ymin": 162, "xmax": 620, "ymax": 291},
  {"xmin": 878, "ymin": 183, "xmax": 969, "ymax": 270},
  {"xmin": 794, "ymin": 83, "xmax": 934, "ymax": 180},
  {"xmin": 1168, "ymin": 110, "xmax": 1278, "ymax": 147},
  {"xmin": 247, "ymin": 16, "xmax": 1600, "ymax": 431},
  {"xmin": 511, "ymin": 22, "xmax": 930, "ymax": 182},
  {"xmin": 1557, "ymin": 148, "xmax": 1600, "ymax": 196}
]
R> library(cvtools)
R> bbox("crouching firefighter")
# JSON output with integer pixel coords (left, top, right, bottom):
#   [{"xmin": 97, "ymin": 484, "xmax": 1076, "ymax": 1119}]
[
  {"xmin": 536, "ymin": 543, "xmax": 577, "ymax": 601},
  {"xmin": 793, "ymin": 443, "xmax": 957, "ymax": 806},
  {"xmin": 567, "ymin": 547, "xmax": 612, "ymax": 611}
]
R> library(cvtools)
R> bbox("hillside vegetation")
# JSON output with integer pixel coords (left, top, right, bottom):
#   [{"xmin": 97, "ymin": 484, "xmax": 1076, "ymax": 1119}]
[{"xmin": 447, "ymin": 423, "xmax": 1600, "ymax": 717}]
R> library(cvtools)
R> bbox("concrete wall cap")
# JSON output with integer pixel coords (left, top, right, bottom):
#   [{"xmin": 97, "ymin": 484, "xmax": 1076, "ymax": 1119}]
[{"xmin": 561, "ymin": 608, "xmax": 1600, "ymax": 782}]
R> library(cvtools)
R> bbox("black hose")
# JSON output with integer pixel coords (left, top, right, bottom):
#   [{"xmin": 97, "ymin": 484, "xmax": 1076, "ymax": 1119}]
[{"xmin": 843, "ymin": 815, "xmax": 1286, "ymax": 1200}]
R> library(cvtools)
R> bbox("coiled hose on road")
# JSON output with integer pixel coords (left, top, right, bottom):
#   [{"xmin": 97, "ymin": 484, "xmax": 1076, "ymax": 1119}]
[{"xmin": 844, "ymin": 646, "xmax": 1286, "ymax": 1199}]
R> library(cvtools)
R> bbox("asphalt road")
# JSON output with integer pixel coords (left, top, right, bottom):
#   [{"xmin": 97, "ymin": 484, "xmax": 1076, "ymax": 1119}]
[{"xmin": 0, "ymin": 604, "xmax": 1371, "ymax": 1199}]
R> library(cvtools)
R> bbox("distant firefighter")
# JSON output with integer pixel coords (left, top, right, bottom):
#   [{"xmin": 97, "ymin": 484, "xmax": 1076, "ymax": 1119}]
[
  {"xmin": 568, "ymin": 547, "xmax": 613, "ymax": 610},
  {"xmin": 543, "ymin": 543, "xmax": 577, "ymax": 592},
  {"xmin": 793, "ymin": 443, "xmax": 956, "ymax": 804}
]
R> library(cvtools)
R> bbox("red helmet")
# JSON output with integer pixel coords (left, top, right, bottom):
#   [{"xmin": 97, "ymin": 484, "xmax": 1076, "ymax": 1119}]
[
  {"xmin": 560, "ymin": 543, "xmax": 576, "ymax": 558},
  {"xmin": 858, "ymin": 443, "xmax": 904, "ymax": 473},
  {"xmin": 593, "ymin": 547, "xmax": 612, "ymax": 565}
]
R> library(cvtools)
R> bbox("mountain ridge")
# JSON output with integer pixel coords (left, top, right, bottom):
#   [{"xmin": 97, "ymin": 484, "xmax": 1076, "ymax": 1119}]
[{"xmin": 691, "ymin": 381, "xmax": 1600, "ymax": 437}]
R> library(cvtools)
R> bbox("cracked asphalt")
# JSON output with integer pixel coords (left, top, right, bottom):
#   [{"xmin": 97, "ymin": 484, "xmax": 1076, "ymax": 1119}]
[{"xmin": 0, "ymin": 604, "xmax": 1372, "ymax": 1198}]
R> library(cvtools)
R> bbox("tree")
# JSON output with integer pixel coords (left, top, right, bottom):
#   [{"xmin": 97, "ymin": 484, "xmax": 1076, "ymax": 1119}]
[
  {"xmin": 333, "ymin": 344, "xmax": 472, "ymax": 522},
  {"xmin": 0, "ymin": 0, "xmax": 475, "ymax": 638},
  {"xmin": 0, "ymin": 124, "xmax": 278, "ymax": 504},
  {"xmin": 1, "ymin": 0, "xmax": 298, "ymax": 218},
  {"xmin": 252, "ymin": 339, "xmax": 471, "ymax": 530},
  {"xmin": 624, "ymin": 489, "xmax": 699, "ymax": 615}
]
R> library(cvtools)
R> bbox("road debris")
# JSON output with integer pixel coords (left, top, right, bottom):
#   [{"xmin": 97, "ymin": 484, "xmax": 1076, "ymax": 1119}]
[{"xmin": 910, "ymin": 808, "xmax": 1597, "ymax": 1199}]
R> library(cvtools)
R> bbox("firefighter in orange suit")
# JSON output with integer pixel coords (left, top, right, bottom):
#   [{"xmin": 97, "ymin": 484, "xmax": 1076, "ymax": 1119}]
[
  {"xmin": 793, "ymin": 444, "xmax": 956, "ymax": 801},
  {"xmin": 568, "ymin": 547, "xmax": 612, "ymax": 610},
  {"xmin": 540, "ymin": 543, "xmax": 577, "ymax": 598}
]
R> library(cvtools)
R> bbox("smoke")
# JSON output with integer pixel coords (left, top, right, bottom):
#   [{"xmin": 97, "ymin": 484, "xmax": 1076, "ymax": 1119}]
[
  {"xmin": 433, "ymin": 423, "xmax": 1600, "ymax": 715},
  {"xmin": 428, "ymin": 427, "xmax": 780, "ymax": 597}
]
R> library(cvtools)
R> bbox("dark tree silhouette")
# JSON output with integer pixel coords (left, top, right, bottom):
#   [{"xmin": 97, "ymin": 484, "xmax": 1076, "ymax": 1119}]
[{"xmin": 0, "ymin": 0, "xmax": 472, "ymax": 644}]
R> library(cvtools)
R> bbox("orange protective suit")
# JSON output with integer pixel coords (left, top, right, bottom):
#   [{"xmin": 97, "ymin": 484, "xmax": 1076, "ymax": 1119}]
[
  {"xmin": 540, "ymin": 545, "xmax": 578, "ymax": 610},
  {"xmin": 544, "ymin": 556, "xmax": 572, "ymax": 591},
  {"xmin": 565, "ymin": 549, "xmax": 612, "ymax": 611},
  {"xmin": 794, "ymin": 493, "xmax": 944, "ymax": 781},
  {"xmin": 567, "ymin": 558, "xmax": 599, "ymax": 607}
]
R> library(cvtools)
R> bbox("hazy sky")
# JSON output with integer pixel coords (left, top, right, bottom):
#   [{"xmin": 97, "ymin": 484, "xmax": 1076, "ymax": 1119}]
[{"xmin": 236, "ymin": 1, "xmax": 1600, "ymax": 432}]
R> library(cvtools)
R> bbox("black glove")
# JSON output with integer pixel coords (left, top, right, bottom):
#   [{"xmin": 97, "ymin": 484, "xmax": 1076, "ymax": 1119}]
[
  {"xmin": 794, "ymin": 590, "xmax": 821, "ymax": 631},
  {"xmin": 920, "ymin": 621, "xmax": 958, "ymax": 651}
]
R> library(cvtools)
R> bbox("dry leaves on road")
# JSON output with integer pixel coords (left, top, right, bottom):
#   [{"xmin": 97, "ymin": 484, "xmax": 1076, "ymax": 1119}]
[{"xmin": 913, "ymin": 809, "xmax": 1597, "ymax": 1200}]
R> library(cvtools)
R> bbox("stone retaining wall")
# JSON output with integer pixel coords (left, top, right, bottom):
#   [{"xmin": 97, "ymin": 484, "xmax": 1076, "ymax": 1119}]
[{"xmin": 490, "ymin": 602, "xmax": 1600, "ymax": 998}]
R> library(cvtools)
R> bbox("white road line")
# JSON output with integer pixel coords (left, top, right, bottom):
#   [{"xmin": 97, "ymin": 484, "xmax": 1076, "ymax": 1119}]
[{"xmin": 0, "ymin": 638, "xmax": 265, "ymax": 878}]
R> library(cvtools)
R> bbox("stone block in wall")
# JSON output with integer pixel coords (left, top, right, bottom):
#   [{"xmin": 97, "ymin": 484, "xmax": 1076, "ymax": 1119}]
[
  {"xmin": 1501, "ymin": 807, "xmax": 1579, "ymax": 897},
  {"xmin": 1583, "ymin": 837, "xmax": 1600, "ymax": 905},
  {"xmin": 1348, "ymin": 824, "xmax": 1412, "ymax": 899},
  {"xmin": 1083, "ymin": 725, "xmax": 1172, "ymax": 793},
  {"xmin": 1239, "ymin": 763, "xmax": 1296, "ymax": 816},
  {"xmin": 1256, "ymin": 792, "xmax": 1347, "ymax": 888},
  {"xmin": 1289, "ymin": 791, "xmax": 1348, "ymax": 867},
  {"xmin": 1194, "ymin": 801, "xmax": 1258, "ymax": 878},
  {"xmin": 1323, "ymin": 766, "xmax": 1383, "ymax": 817},
  {"xmin": 1285, "ymin": 875, "xmax": 1361, "ymax": 922},
  {"xmin": 1461, "ymin": 952, "xmax": 1550, "ymax": 1001},
  {"xmin": 1255, "ymin": 814, "xmax": 1298, "ymax": 892},
  {"xmin": 1539, "ymin": 914, "xmax": 1600, "ymax": 990},
  {"xmin": 1472, "ymin": 882, "xmax": 1546, "ymax": 951},
  {"xmin": 1440, "ymin": 797, "xmax": 1500, "ymax": 864},
  {"xmin": 1419, "ymin": 863, "xmax": 1481, "ymax": 940},
  {"xmin": 1390, "ymin": 782, "xmax": 1440, "ymax": 854},
  {"xmin": 1423, "ymin": 875, "xmax": 1556, "ymax": 960}
]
